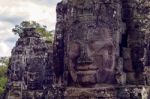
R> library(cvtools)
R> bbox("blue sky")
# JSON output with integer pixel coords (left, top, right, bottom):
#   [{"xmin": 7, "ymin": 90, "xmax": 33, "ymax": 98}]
[{"xmin": 0, "ymin": 0, "xmax": 61, "ymax": 57}]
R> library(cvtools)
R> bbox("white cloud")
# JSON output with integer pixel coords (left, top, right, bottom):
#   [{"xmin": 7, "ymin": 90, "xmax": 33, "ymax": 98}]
[
  {"xmin": 0, "ymin": 0, "xmax": 61, "ymax": 57},
  {"xmin": 0, "ymin": 0, "xmax": 59, "ymax": 30},
  {"xmin": 0, "ymin": 42, "xmax": 11, "ymax": 57},
  {"xmin": 0, "ymin": 22, "xmax": 17, "ymax": 42},
  {"xmin": 20, "ymin": 1, "xmax": 56, "ymax": 30}
]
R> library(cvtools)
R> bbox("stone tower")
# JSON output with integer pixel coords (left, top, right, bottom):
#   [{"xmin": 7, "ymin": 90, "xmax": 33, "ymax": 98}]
[{"xmin": 6, "ymin": 28, "xmax": 53, "ymax": 99}]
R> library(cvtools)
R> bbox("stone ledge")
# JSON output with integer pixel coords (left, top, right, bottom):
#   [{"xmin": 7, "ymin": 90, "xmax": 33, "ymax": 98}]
[{"xmin": 64, "ymin": 85, "xmax": 150, "ymax": 98}]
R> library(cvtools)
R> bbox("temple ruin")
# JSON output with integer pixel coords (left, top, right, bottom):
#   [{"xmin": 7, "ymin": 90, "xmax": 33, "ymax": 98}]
[{"xmin": 5, "ymin": 0, "xmax": 150, "ymax": 99}]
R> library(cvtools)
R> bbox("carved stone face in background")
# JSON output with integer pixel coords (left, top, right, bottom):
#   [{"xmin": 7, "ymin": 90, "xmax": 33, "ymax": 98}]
[
  {"xmin": 25, "ymin": 58, "xmax": 45, "ymax": 90},
  {"xmin": 67, "ymin": 22, "xmax": 116, "ymax": 85}
]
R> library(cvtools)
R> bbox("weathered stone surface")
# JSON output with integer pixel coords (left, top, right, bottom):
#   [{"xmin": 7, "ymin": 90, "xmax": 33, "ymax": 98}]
[
  {"xmin": 4, "ymin": 0, "xmax": 150, "ymax": 99},
  {"xmin": 5, "ymin": 28, "xmax": 54, "ymax": 99},
  {"xmin": 54, "ymin": 0, "xmax": 125, "ymax": 86},
  {"xmin": 64, "ymin": 85, "xmax": 149, "ymax": 99},
  {"xmin": 123, "ymin": 48, "xmax": 133, "ymax": 72},
  {"xmin": 122, "ymin": 0, "xmax": 150, "ymax": 84},
  {"xmin": 53, "ymin": 0, "xmax": 150, "ymax": 98}
]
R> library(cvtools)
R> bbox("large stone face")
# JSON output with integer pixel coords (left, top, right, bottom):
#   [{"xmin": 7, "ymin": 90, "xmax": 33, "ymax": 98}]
[
  {"xmin": 6, "ymin": 28, "xmax": 54, "ymax": 99},
  {"xmin": 54, "ymin": 0, "xmax": 125, "ymax": 86},
  {"xmin": 53, "ymin": 0, "xmax": 150, "ymax": 98}
]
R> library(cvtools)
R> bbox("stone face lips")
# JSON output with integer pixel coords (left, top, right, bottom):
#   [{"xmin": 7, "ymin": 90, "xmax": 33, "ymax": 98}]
[{"xmin": 6, "ymin": 28, "xmax": 53, "ymax": 99}]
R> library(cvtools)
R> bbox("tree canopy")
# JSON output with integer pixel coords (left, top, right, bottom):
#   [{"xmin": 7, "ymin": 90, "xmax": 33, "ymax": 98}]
[
  {"xmin": 12, "ymin": 21, "xmax": 54, "ymax": 43},
  {"xmin": 0, "ymin": 57, "xmax": 9, "ymax": 67}
]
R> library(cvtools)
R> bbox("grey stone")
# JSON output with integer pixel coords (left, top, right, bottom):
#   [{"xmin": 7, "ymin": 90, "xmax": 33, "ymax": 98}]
[
  {"xmin": 5, "ymin": 28, "xmax": 54, "ymax": 99},
  {"xmin": 4, "ymin": 0, "xmax": 150, "ymax": 99}
]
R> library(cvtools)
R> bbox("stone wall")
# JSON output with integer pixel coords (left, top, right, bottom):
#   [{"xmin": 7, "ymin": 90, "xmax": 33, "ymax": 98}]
[{"xmin": 122, "ymin": 0, "xmax": 150, "ymax": 85}]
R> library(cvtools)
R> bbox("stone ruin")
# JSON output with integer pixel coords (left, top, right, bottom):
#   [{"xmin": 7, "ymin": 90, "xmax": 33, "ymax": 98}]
[
  {"xmin": 5, "ymin": 28, "xmax": 54, "ymax": 99},
  {"xmin": 5, "ymin": 0, "xmax": 150, "ymax": 99}
]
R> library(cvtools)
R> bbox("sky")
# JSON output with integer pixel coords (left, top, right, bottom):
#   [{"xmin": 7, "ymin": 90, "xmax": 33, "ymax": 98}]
[{"xmin": 0, "ymin": 0, "xmax": 61, "ymax": 57}]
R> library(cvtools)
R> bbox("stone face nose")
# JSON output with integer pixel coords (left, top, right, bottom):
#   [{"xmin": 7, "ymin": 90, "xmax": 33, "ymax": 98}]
[{"xmin": 77, "ymin": 47, "xmax": 93, "ymax": 65}]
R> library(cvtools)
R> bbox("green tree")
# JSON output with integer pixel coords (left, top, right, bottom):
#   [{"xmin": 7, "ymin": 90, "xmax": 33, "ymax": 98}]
[
  {"xmin": 0, "ymin": 57, "xmax": 8, "ymax": 94},
  {"xmin": 12, "ymin": 21, "xmax": 54, "ymax": 43},
  {"xmin": 0, "ymin": 66, "xmax": 7, "ymax": 77},
  {"xmin": 0, "ymin": 57, "xmax": 9, "ymax": 67},
  {"xmin": 0, "ymin": 77, "xmax": 7, "ymax": 94}
]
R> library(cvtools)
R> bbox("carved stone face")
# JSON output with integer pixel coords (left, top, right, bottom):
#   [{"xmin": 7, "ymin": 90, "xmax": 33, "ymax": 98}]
[
  {"xmin": 26, "ymin": 71, "xmax": 43, "ymax": 90},
  {"xmin": 25, "ymin": 58, "xmax": 45, "ymax": 90},
  {"xmin": 67, "ymin": 23, "xmax": 116, "ymax": 84}
]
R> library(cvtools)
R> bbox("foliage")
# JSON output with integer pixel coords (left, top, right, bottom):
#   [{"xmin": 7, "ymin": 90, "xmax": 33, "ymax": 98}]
[
  {"xmin": 0, "ymin": 57, "xmax": 9, "ymax": 66},
  {"xmin": 0, "ymin": 77, "xmax": 7, "ymax": 94},
  {"xmin": 12, "ymin": 21, "xmax": 54, "ymax": 43},
  {"xmin": 0, "ymin": 66, "xmax": 7, "ymax": 77},
  {"xmin": 0, "ymin": 57, "xmax": 8, "ymax": 94}
]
